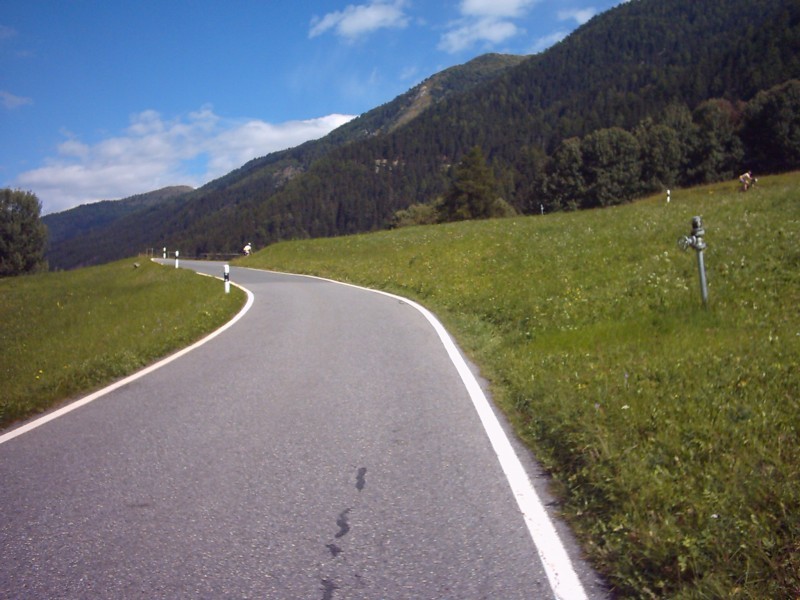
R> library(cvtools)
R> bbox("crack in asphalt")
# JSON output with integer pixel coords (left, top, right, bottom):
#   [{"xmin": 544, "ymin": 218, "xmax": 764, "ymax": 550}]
[
  {"xmin": 321, "ymin": 578, "xmax": 338, "ymax": 600},
  {"xmin": 334, "ymin": 508, "xmax": 351, "ymax": 539},
  {"xmin": 320, "ymin": 466, "xmax": 368, "ymax": 599},
  {"xmin": 356, "ymin": 467, "xmax": 367, "ymax": 491}
]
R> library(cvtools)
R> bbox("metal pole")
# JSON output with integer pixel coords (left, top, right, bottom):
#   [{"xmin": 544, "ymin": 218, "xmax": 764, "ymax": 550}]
[
  {"xmin": 678, "ymin": 216, "xmax": 708, "ymax": 308},
  {"xmin": 697, "ymin": 249, "xmax": 708, "ymax": 307}
]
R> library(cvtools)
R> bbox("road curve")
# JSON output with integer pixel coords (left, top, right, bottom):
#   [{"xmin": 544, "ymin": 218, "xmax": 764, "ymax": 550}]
[{"xmin": 0, "ymin": 261, "xmax": 607, "ymax": 599}]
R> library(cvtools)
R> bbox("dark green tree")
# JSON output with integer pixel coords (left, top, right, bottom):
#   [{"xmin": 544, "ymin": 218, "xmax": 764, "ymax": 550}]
[
  {"xmin": 741, "ymin": 79, "xmax": 800, "ymax": 173},
  {"xmin": 580, "ymin": 127, "xmax": 642, "ymax": 207},
  {"xmin": 686, "ymin": 98, "xmax": 744, "ymax": 184},
  {"xmin": 545, "ymin": 137, "xmax": 586, "ymax": 211},
  {"xmin": 635, "ymin": 118, "xmax": 684, "ymax": 193},
  {"xmin": 1, "ymin": 189, "xmax": 48, "ymax": 277},
  {"xmin": 438, "ymin": 146, "xmax": 500, "ymax": 222},
  {"xmin": 513, "ymin": 146, "xmax": 549, "ymax": 214}
]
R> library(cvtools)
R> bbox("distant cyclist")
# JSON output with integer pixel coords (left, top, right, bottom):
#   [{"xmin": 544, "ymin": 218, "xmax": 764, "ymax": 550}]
[{"xmin": 739, "ymin": 171, "xmax": 756, "ymax": 191}]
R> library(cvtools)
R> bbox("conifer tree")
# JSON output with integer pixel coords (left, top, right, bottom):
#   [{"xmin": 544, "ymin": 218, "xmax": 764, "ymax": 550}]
[{"xmin": 438, "ymin": 146, "xmax": 499, "ymax": 222}]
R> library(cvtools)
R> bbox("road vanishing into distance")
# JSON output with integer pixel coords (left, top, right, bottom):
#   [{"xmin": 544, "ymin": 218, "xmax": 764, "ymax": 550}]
[{"xmin": 1, "ymin": 261, "xmax": 608, "ymax": 599}]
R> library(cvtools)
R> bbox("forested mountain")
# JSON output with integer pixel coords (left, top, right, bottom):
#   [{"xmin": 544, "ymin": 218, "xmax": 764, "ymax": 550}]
[
  {"xmin": 44, "ymin": 186, "xmax": 193, "ymax": 270},
  {"xmin": 48, "ymin": 0, "xmax": 800, "ymax": 269},
  {"xmin": 44, "ymin": 186, "xmax": 192, "ymax": 247}
]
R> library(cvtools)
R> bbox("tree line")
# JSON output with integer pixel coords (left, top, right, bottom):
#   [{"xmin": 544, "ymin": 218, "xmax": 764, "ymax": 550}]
[{"xmin": 386, "ymin": 79, "xmax": 800, "ymax": 226}]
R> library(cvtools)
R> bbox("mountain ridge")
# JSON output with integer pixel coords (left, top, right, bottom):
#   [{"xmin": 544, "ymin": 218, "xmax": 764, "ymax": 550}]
[
  {"xmin": 43, "ymin": 186, "xmax": 193, "ymax": 250},
  {"xmin": 45, "ymin": 0, "xmax": 800, "ymax": 270}
]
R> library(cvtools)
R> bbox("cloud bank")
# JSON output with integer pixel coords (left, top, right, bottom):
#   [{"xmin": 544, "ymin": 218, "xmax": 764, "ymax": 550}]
[
  {"xmin": 16, "ymin": 108, "xmax": 355, "ymax": 214},
  {"xmin": 439, "ymin": 0, "xmax": 539, "ymax": 53},
  {"xmin": 309, "ymin": 0, "xmax": 410, "ymax": 40}
]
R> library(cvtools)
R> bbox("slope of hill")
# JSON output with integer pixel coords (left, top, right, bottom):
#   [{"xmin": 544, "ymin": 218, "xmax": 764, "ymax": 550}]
[
  {"xmin": 44, "ymin": 186, "xmax": 193, "ymax": 269},
  {"xmin": 49, "ymin": 0, "xmax": 800, "ymax": 269}
]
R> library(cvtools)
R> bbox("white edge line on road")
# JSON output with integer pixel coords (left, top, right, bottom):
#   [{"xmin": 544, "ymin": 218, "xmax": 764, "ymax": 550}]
[
  {"xmin": 0, "ymin": 279, "xmax": 255, "ymax": 447},
  {"xmin": 265, "ymin": 270, "xmax": 589, "ymax": 600}
]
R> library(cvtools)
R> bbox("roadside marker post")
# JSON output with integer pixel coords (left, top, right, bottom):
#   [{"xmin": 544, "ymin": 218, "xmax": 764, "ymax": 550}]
[
  {"xmin": 163, "ymin": 247, "xmax": 167, "ymax": 259},
  {"xmin": 175, "ymin": 250, "xmax": 180, "ymax": 269},
  {"xmin": 224, "ymin": 264, "xmax": 230, "ymax": 294}
]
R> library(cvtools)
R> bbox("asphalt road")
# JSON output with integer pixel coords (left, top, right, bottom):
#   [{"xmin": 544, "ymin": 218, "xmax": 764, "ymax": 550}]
[{"xmin": 1, "ymin": 261, "xmax": 608, "ymax": 599}]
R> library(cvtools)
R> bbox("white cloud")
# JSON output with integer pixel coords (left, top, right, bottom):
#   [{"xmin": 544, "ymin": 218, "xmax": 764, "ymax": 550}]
[
  {"xmin": 309, "ymin": 0, "xmax": 410, "ymax": 40},
  {"xmin": 439, "ymin": 0, "xmax": 539, "ymax": 53},
  {"xmin": 15, "ymin": 108, "xmax": 356, "ymax": 214},
  {"xmin": 439, "ymin": 18, "xmax": 520, "ymax": 53},
  {"xmin": 209, "ymin": 114, "xmax": 354, "ymax": 175},
  {"xmin": 0, "ymin": 90, "xmax": 32, "ymax": 109},
  {"xmin": 460, "ymin": 0, "xmax": 538, "ymax": 19},
  {"xmin": 530, "ymin": 30, "xmax": 568, "ymax": 53},
  {"xmin": 557, "ymin": 7, "xmax": 597, "ymax": 25}
]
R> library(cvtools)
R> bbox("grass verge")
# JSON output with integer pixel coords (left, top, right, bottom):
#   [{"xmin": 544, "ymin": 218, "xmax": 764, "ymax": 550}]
[
  {"xmin": 243, "ymin": 172, "xmax": 799, "ymax": 599},
  {"xmin": 0, "ymin": 259, "xmax": 246, "ymax": 428}
]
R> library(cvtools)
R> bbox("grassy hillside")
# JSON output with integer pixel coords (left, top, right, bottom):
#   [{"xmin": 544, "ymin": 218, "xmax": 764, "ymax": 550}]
[
  {"xmin": 243, "ymin": 173, "xmax": 799, "ymax": 598},
  {"xmin": 0, "ymin": 259, "xmax": 245, "ymax": 427}
]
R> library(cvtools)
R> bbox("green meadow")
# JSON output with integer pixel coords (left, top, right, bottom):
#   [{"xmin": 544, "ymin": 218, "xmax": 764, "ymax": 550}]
[
  {"xmin": 244, "ymin": 173, "xmax": 799, "ymax": 599},
  {"xmin": 0, "ymin": 259, "xmax": 246, "ymax": 427}
]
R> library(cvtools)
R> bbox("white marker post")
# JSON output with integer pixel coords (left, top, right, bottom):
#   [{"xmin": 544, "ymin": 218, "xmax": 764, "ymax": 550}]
[
  {"xmin": 224, "ymin": 264, "xmax": 230, "ymax": 294},
  {"xmin": 163, "ymin": 247, "xmax": 167, "ymax": 259},
  {"xmin": 667, "ymin": 189, "xmax": 671, "ymax": 203},
  {"xmin": 175, "ymin": 250, "xmax": 180, "ymax": 269}
]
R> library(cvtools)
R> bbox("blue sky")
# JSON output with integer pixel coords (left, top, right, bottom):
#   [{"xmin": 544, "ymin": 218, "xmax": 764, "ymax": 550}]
[{"xmin": 1, "ymin": 0, "xmax": 625, "ymax": 214}]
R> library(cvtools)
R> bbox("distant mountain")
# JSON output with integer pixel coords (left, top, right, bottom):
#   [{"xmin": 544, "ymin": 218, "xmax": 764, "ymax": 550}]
[
  {"xmin": 47, "ymin": 54, "xmax": 524, "ymax": 269},
  {"xmin": 44, "ymin": 186, "xmax": 192, "ymax": 270},
  {"xmin": 47, "ymin": 0, "xmax": 800, "ymax": 270},
  {"xmin": 170, "ymin": 53, "xmax": 527, "ymax": 198}
]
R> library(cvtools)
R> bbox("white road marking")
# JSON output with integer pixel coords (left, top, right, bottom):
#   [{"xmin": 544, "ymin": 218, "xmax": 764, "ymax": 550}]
[{"xmin": 0, "ymin": 282, "xmax": 254, "ymax": 446}]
